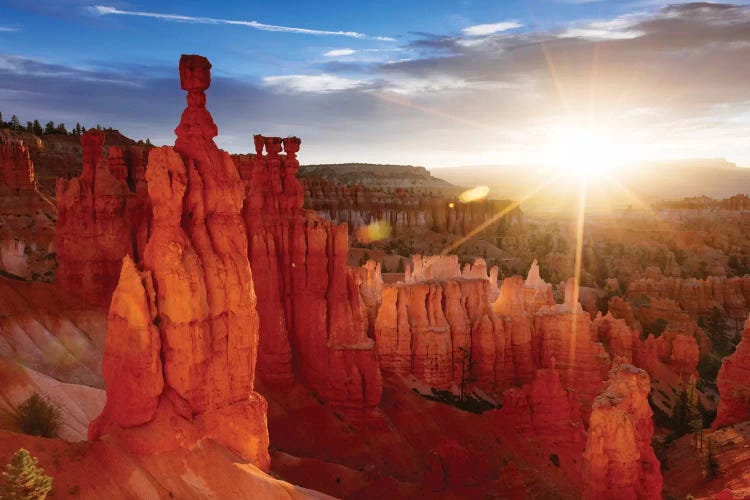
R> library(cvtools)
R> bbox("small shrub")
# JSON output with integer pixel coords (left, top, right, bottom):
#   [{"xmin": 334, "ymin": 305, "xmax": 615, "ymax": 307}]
[
  {"xmin": 1, "ymin": 448, "xmax": 53, "ymax": 499},
  {"xmin": 15, "ymin": 393, "xmax": 60, "ymax": 438}
]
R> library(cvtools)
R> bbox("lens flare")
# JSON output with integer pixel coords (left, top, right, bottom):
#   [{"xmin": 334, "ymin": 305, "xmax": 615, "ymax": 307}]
[
  {"xmin": 458, "ymin": 185, "xmax": 489, "ymax": 203},
  {"xmin": 356, "ymin": 220, "xmax": 392, "ymax": 243}
]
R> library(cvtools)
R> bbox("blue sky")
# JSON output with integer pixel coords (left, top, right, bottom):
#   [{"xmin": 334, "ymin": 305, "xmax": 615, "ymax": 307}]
[{"xmin": 2, "ymin": 0, "xmax": 750, "ymax": 167}]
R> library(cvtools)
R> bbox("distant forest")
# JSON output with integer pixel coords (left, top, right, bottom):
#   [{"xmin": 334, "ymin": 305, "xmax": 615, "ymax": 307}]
[{"xmin": 0, "ymin": 111, "xmax": 151, "ymax": 144}]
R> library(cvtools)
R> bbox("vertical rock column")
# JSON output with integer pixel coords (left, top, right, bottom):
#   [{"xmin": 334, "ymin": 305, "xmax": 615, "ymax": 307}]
[
  {"xmin": 89, "ymin": 54, "xmax": 269, "ymax": 470},
  {"xmin": 241, "ymin": 134, "xmax": 382, "ymax": 414},
  {"xmin": 713, "ymin": 312, "xmax": 750, "ymax": 428},
  {"xmin": 56, "ymin": 130, "xmax": 134, "ymax": 306},
  {"xmin": 583, "ymin": 364, "xmax": 662, "ymax": 500},
  {"xmin": 0, "ymin": 132, "xmax": 36, "ymax": 189}
]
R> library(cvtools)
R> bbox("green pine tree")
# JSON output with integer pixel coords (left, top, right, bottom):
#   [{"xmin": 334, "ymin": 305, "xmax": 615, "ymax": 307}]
[{"xmin": 1, "ymin": 448, "xmax": 53, "ymax": 499}]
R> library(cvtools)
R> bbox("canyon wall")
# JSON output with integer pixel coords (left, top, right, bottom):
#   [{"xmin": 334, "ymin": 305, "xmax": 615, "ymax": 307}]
[
  {"xmin": 88, "ymin": 55, "xmax": 269, "ymax": 468},
  {"xmin": 628, "ymin": 268, "xmax": 750, "ymax": 321},
  {"xmin": 0, "ymin": 131, "xmax": 36, "ymax": 190},
  {"xmin": 0, "ymin": 131, "xmax": 57, "ymax": 280},
  {"xmin": 300, "ymin": 176, "xmax": 522, "ymax": 239},
  {"xmin": 373, "ymin": 256, "xmax": 611, "ymax": 418},
  {"xmin": 234, "ymin": 137, "xmax": 382, "ymax": 414},
  {"xmin": 55, "ymin": 130, "xmax": 148, "ymax": 306}
]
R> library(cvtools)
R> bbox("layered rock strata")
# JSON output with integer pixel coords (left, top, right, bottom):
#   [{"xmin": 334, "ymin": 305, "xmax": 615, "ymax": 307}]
[
  {"xmin": 583, "ymin": 364, "xmax": 663, "ymax": 500},
  {"xmin": 713, "ymin": 312, "xmax": 750, "ymax": 428},
  {"xmin": 301, "ymin": 175, "xmax": 522, "ymax": 239},
  {"xmin": 0, "ymin": 131, "xmax": 36, "ymax": 190},
  {"xmin": 88, "ymin": 55, "xmax": 269, "ymax": 469},
  {"xmin": 55, "ymin": 130, "xmax": 147, "ymax": 306},
  {"xmin": 375, "ymin": 259, "xmax": 611, "ymax": 417},
  {"xmin": 235, "ymin": 134, "xmax": 382, "ymax": 413},
  {"xmin": 628, "ymin": 269, "xmax": 750, "ymax": 321}
]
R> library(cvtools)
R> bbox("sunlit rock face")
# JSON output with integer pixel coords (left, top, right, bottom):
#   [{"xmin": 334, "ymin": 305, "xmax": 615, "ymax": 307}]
[
  {"xmin": 89, "ymin": 55, "xmax": 269, "ymax": 469},
  {"xmin": 375, "ymin": 258, "xmax": 611, "ymax": 418},
  {"xmin": 300, "ymin": 175, "xmax": 522, "ymax": 238},
  {"xmin": 530, "ymin": 279, "xmax": 611, "ymax": 420},
  {"xmin": 714, "ymin": 312, "xmax": 750, "ymax": 429},
  {"xmin": 628, "ymin": 268, "xmax": 750, "ymax": 322},
  {"xmin": 583, "ymin": 364, "xmax": 663, "ymax": 500},
  {"xmin": 234, "ymin": 133, "xmax": 382, "ymax": 414},
  {"xmin": 0, "ymin": 132, "xmax": 57, "ymax": 280},
  {"xmin": 55, "ymin": 130, "xmax": 147, "ymax": 306},
  {"xmin": 592, "ymin": 312, "xmax": 636, "ymax": 364},
  {"xmin": 375, "ymin": 256, "xmax": 507, "ymax": 390},
  {"xmin": 0, "ymin": 131, "xmax": 36, "ymax": 190}
]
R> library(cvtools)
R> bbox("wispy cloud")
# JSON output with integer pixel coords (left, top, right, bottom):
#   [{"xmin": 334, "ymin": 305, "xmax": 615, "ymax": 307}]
[
  {"xmin": 263, "ymin": 74, "xmax": 365, "ymax": 93},
  {"xmin": 462, "ymin": 21, "xmax": 522, "ymax": 36},
  {"xmin": 324, "ymin": 48, "xmax": 356, "ymax": 57},
  {"xmin": 322, "ymin": 47, "xmax": 403, "ymax": 58},
  {"xmin": 0, "ymin": 27, "xmax": 20, "ymax": 32},
  {"xmin": 555, "ymin": 0, "xmax": 605, "ymax": 4},
  {"xmin": 91, "ymin": 5, "xmax": 395, "ymax": 41},
  {"xmin": 559, "ymin": 14, "xmax": 645, "ymax": 39}
]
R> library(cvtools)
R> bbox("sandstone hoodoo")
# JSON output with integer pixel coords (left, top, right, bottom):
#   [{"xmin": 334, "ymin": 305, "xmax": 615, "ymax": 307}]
[
  {"xmin": 55, "ymin": 129, "xmax": 147, "ymax": 306},
  {"xmin": 0, "ymin": 131, "xmax": 36, "ymax": 190},
  {"xmin": 373, "ymin": 255, "xmax": 610, "ymax": 418},
  {"xmin": 234, "ymin": 135, "xmax": 382, "ymax": 414},
  {"xmin": 583, "ymin": 364, "xmax": 663, "ymax": 500},
  {"xmin": 88, "ymin": 54, "xmax": 269, "ymax": 469},
  {"xmin": 713, "ymin": 312, "xmax": 750, "ymax": 428}
]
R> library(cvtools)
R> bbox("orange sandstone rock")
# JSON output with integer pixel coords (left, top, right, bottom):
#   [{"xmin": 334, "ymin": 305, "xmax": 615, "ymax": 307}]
[
  {"xmin": 0, "ymin": 131, "xmax": 35, "ymax": 189},
  {"xmin": 714, "ymin": 313, "xmax": 750, "ymax": 428},
  {"xmin": 56, "ymin": 130, "xmax": 146, "ymax": 306},
  {"xmin": 89, "ymin": 55, "xmax": 269, "ymax": 469},
  {"xmin": 592, "ymin": 312, "xmax": 636, "ymax": 363},
  {"xmin": 424, "ymin": 439, "xmax": 489, "ymax": 491},
  {"xmin": 583, "ymin": 364, "xmax": 662, "ymax": 500},
  {"xmin": 238, "ymin": 132, "xmax": 382, "ymax": 414}
]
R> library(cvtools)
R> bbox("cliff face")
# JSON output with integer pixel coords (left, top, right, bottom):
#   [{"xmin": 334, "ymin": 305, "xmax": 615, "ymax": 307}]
[
  {"xmin": 0, "ymin": 131, "xmax": 36, "ymax": 190},
  {"xmin": 0, "ymin": 131, "xmax": 57, "ymax": 280},
  {"xmin": 235, "ymin": 136, "xmax": 382, "ymax": 414},
  {"xmin": 498, "ymin": 362, "xmax": 585, "ymax": 443},
  {"xmin": 88, "ymin": 55, "xmax": 269, "ymax": 469},
  {"xmin": 55, "ymin": 130, "xmax": 147, "ymax": 306},
  {"xmin": 300, "ymin": 175, "xmax": 522, "ymax": 239},
  {"xmin": 373, "ymin": 257, "xmax": 611, "ymax": 419},
  {"xmin": 714, "ymin": 313, "xmax": 750, "ymax": 428},
  {"xmin": 583, "ymin": 364, "xmax": 663, "ymax": 500},
  {"xmin": 628, "ymin": 270, "xmax": 750, "ymax": 321}
]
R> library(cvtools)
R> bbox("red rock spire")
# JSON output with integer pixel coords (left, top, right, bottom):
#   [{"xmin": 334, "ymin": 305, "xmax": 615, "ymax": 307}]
[
  {"xmin": 88, "ymin": 55, "xmax": 269, "ymax": 469},
  {"xmin": 0, "ymin": 132, "xmax": 36, "ymax": 190}
]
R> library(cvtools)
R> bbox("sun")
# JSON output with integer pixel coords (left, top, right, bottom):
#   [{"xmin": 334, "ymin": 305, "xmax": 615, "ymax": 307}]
[{"xmin": 539, "ymin": 122, "xmax": 640, "ymax": 180}]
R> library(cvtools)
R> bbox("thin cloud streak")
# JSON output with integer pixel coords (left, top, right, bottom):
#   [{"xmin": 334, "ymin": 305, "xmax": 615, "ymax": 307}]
[
  {"xmin": 0, "ymin": 27, "xmax": 20, "ymax": 32},
  {"xmin": 462, "ymin": 21, "xmax": 522, "ymax": 36},
  {"xmin": 91, "ymin": 5, "xmax": 395, "ymax": 41}
]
